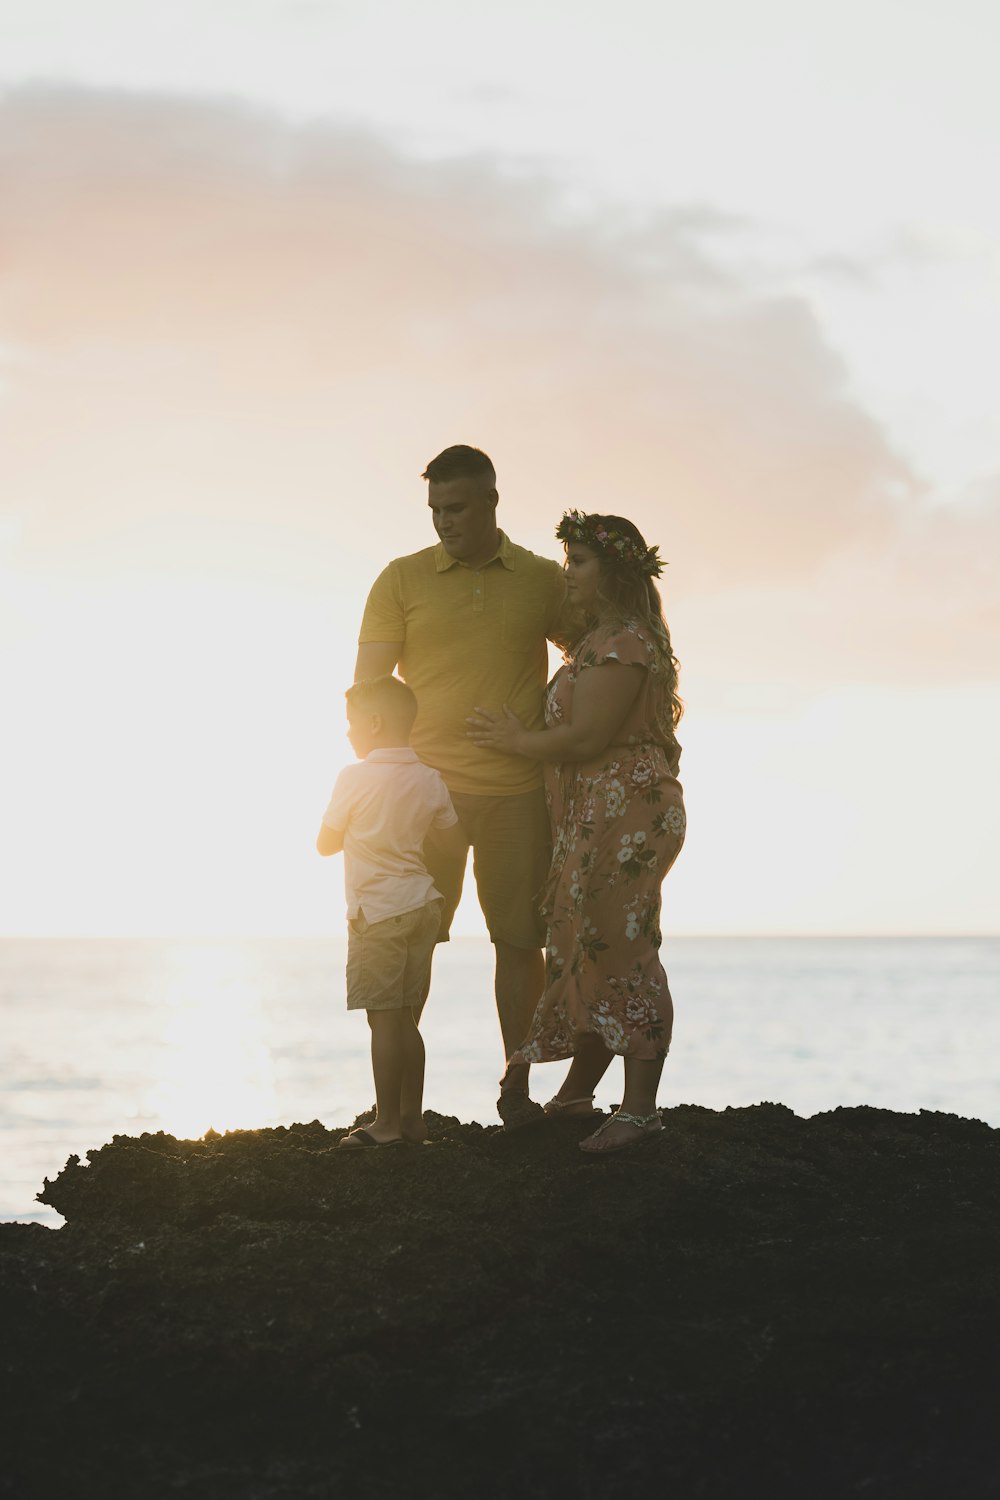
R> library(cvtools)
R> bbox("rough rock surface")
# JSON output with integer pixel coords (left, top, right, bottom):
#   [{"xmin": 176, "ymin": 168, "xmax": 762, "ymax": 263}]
[{"xmin": 2, "ymin": 1104, "xmax": 999, "ymax": 1498}]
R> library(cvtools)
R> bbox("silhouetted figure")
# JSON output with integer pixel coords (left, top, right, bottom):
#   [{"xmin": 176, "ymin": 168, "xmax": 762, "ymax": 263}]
[
  {"xmin": 468, "ymin": 511, "xmax": 685, "ymax": 1154},
  {"xmin": 354, "ymin": 445, "xmax": 567, "ymax": 1126},
  {"xmin": 317, "ymin": 675, "xmax": 465, "ymax": 1147}
]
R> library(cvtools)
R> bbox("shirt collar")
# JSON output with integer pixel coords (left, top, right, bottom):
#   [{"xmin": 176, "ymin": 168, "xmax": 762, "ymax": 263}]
[
  {"xmin": 364, "ymin": 747, "xmax": 420, "ymax": 763},
  {"xmin": 434, "ymin": 529, "xmax": 516, "ymax": 573}
]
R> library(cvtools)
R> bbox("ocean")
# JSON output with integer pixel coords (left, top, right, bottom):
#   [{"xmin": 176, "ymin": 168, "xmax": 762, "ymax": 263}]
[{"xmin": 3, "ymin": 935, "xmax": 998, "ymax": 1225}]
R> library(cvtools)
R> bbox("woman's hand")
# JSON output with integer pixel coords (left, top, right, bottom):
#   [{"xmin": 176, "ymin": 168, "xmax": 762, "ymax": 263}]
[{"xmin": 466, "ymin": 704, "xmax": 527, "ymax": 757}]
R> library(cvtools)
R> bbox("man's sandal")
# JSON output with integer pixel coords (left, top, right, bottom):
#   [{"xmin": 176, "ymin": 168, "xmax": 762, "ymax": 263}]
[
  {"xmin": 496, "ymin": 1089, "xmax": 546, "ymax": 1130},
  {"xmin": 578, "ymin": 1109, "xmax": 663, "ymax": 1155},
  {"xmin": 543, "ymin": 1095, "xmax": 598, "ymax": 1117}
]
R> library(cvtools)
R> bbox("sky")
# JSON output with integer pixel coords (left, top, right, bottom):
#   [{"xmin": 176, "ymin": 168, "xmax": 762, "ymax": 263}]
[{"xmin": 1, "ymin": 0, "xmax": 998, "ymax": 937}]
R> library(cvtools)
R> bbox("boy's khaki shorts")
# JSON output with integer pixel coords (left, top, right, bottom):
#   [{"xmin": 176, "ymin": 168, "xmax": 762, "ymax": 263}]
[{"xmin": 345, "ymin": 900, "xmax": 442, "ymax": 1011}]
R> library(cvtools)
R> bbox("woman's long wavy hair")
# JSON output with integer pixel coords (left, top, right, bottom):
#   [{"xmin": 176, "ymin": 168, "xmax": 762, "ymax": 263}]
[{"xmin": 578, "ymin": 514, "xmax": 684, "ymax": 730}]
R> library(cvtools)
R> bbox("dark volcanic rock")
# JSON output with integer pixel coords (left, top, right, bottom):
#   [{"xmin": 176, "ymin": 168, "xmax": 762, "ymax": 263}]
[{"xmin": 2, "ymin": 1104, "xmax": 999, "ymax": 1499}]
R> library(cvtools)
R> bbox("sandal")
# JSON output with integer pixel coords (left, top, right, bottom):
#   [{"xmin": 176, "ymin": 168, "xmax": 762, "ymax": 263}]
[
  {"xmin": 496, "ymin": 1089, "xmax": 546, "ymax": 1130},
  {"xmin": 543, "ymin": 1095, "xmax": 598, "ymax": 1117},
  {"xmin": 578, "ymin": 1109, "xmax": 663, "ymax": 1155},
  {"xmin": 337, "ymin": 1128, "xmax": 405, "ymax": 1150}
]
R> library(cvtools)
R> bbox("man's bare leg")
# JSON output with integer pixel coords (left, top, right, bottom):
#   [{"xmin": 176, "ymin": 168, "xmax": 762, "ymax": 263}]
[
  {"xmin": 495, "ymin": 940, "xmax": 545, "ymax": 1095},
  {"xmin": 547, "ymin": 1032, "xmax": 615, "ymax": 1112},
  {"xmin": 413, "ymin": 838, "xmax": 470, "ymax": 1025}
]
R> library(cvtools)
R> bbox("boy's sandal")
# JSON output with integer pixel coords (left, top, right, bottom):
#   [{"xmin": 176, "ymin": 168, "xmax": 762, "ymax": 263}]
[
  {"xmin": 543, "ymin": 1095, "xmax": 598, "ymax": 1117},
  {"xmin": 578, "ymin": 1110, "xmax": 663, "ymax": 1155},
  {"xmin": 337, "ymin": 1128, "xmax": 405, "ymax": 1150},
  {"xmin": 496, "ymin": 1089, "xmax": 546, "ymax": 1130}
]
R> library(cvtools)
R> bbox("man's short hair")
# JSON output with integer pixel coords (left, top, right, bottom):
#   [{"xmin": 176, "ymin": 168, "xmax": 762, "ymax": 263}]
[
  {"xmin": 421, "ymin": 445, "xmax": 496, "ymax": 487},
  {"xmin": 345, "ymin": 675, "xmax": 418, "ymax": 735}
]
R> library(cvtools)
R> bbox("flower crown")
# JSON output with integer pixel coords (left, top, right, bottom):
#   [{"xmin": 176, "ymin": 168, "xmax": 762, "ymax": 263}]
[{"xmin": 555, "ymin": 510, "xmax": 665, "ymax": 578}]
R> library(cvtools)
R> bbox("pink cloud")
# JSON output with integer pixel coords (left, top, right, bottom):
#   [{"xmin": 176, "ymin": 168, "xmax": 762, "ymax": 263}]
[{"xmin": 1, "ymin": 86, "xmax": 997, "ymax": 682}]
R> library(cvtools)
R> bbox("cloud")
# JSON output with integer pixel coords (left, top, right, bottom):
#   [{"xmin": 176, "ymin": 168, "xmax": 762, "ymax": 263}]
[{"xmin": 0, "ymin": 84, "xmax": 997, "ymax": 684}]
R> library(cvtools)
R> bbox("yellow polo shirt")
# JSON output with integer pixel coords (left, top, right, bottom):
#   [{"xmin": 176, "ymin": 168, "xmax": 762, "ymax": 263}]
[{"xmin": 359, "ymin": 532, "xmax": 566, "ymax": 795}]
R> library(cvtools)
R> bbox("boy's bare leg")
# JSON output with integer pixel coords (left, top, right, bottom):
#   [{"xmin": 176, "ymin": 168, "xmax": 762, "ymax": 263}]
[
  {"xmin": 366, "ymin": 1010, "xmax": 405, "ymax": 1142},
  {"xmin": 398, "ymin": 1006, "xmax": 427, "ymax": 1143},
  {"xmin": 495, "ymin": 941, "xmax": 545, "ymax": 1095},
  {"xmin": 414, "ymin": 960, "xmax": 433, "ymax": 1024}
]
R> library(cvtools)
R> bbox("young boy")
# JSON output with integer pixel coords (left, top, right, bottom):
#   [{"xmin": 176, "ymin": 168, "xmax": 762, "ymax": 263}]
[{"xmin": 317, "ymin": 675, "xmax": 465, "ymax": 1148}]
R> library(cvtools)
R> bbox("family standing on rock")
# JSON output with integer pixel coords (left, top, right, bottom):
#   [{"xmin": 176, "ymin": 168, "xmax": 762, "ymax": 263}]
[{"xmin": 318, "ymin": 445, "xmax": 685, "ymax": 1155}]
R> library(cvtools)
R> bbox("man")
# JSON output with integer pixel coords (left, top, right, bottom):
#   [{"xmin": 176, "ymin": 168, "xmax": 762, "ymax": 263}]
[{"xmin": 354, "ymin": 444, "xmax": 566, "ymax": 1126}]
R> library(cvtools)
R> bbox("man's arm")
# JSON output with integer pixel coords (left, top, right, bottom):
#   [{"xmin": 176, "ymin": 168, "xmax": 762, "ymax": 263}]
[{"xmin": 354, "ymin": 642, "xmax": 403, "ymax": 681}]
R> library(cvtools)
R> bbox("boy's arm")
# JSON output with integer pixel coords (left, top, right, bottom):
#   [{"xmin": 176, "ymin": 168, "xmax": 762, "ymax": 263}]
[
  {"xmin": 317, "ymin": 769, "xmax": 351, "ymax": 856},
  {"xmin": 425, "ymin": 780, "xmax": 466, "ymax": 861},
  {"xmin": 425, "ymin": 818, "xmax": 467, "ymax": 861},
  {"xmin": 316, "ymin": 823, "xmax": 344, "ymax": 856}
]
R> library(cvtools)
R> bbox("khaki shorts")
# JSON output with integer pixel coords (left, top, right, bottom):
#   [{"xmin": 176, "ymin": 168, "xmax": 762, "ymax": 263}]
[
  {"xmin": 346, "ymin": 900, "xmax": 442, "ymax": 1011},
  {"xmin": 422, "ymin": 787, "xmax": 550, "ymax": 950}
]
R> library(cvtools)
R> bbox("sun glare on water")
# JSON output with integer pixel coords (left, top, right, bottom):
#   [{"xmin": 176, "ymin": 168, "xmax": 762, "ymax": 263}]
[{"xmin": 141, "ymin": 944, "xmax": 278, "ymax": 1140}]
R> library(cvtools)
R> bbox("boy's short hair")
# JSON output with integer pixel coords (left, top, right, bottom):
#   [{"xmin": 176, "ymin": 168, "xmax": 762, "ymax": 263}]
[{"xmin": 345, "ymin": 675, "xmax": 419, "ymax": 736}]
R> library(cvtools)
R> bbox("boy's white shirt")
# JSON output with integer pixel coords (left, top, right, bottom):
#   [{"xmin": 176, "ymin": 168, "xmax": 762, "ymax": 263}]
[{"xmin": 322, "ymin": 747, "xmax": 458, "ymax": 924}]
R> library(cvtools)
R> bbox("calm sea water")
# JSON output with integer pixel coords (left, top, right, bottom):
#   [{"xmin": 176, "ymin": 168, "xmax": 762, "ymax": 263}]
[{"xmin": 2, "ymin": 936, "xmax": 998, "ymax": 1225}]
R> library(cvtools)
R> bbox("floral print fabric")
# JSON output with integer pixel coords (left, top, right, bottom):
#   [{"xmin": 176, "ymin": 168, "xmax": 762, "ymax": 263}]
[{"xmin": 514, "ymin": 621, "xmax": 686, "ymax": 1063}]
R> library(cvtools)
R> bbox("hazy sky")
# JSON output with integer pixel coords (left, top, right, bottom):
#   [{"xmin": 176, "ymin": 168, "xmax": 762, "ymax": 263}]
[{"xmin": 2, "ymin": 0, "xmax": 998, "ymax": 935}]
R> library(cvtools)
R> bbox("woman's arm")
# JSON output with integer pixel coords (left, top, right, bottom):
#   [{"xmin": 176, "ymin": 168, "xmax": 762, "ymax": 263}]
[{"xmin": 467, "ymin": 661, "xmax": 644, "ymax": 764}]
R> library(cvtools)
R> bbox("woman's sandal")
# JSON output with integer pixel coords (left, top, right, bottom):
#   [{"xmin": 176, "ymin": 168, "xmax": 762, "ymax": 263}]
[
  {"xmin": 543, "ymin": 1095, "xmax": 598, "ymax": 1117},
  {"xmin": 578, "ymin": 1109, "xmax": 663, "ymax": 1155}
]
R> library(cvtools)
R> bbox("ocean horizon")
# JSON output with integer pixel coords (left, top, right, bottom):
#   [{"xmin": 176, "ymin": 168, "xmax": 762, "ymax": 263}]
[{"xmin": 4, "ymin": 933, "xmax": 998, "ymax": 1225}]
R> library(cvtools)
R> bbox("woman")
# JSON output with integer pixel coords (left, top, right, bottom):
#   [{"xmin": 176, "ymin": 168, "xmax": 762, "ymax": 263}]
[{"xmin": 468, "ymin": 510, "xmax": 685, "ymax": 1155}]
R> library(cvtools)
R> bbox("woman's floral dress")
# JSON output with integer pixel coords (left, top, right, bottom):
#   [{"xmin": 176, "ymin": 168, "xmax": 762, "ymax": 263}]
[{"xmin": 513, "ymin": 620, "xmax": 686, "ymax": 1064}]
